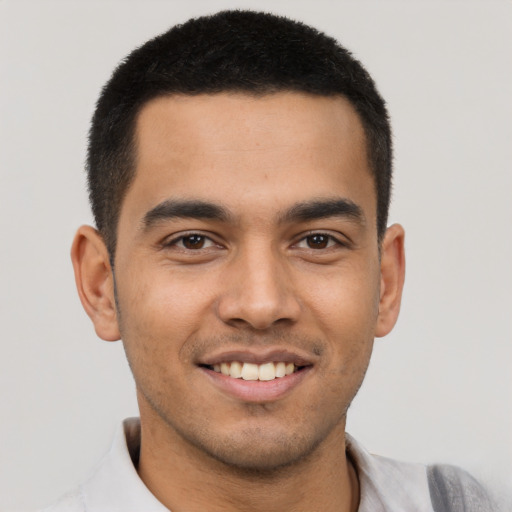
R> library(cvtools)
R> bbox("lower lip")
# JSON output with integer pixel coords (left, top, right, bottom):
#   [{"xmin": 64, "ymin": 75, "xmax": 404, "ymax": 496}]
[{"xmin": 201, "ymin": 366, "xmax": 312, "ymax": 403}]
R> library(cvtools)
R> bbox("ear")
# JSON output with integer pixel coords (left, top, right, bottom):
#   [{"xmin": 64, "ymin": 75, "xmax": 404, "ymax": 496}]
[
  {"xmin": 70, "ymin": 225, "xmax": 121, "ymax": 341},
  {"xmin": 375, "ymin": 223, "xmax": 406, "ymax": 338}
]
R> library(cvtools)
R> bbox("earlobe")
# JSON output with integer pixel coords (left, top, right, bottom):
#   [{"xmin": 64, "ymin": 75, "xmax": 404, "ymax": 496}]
[
  {"xmin": 70, "ymin": 225, "xmax": 121, "ymax": 341},
  {"xmin": 375, "ymin": 224, "xmax": 406, "ymax": 338}
]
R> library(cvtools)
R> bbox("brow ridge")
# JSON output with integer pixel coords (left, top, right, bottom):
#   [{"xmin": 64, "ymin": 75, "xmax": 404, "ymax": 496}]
[
  {"xmin": 141, "ymin": 196, "xmax": 365, "ymax": 231},
  {"xmin": 280, "ymin": 198, "xmax": 365, "ymax": 225},
  {"xmin": 142, "ymin": 199, "xmax": 231, "ymax": 229}
]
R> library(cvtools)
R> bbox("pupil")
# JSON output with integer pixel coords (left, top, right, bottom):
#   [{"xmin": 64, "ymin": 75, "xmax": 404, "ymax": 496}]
[
  {"xmin": 308, "ymin": 235, "xmax": 328, "ymax": 249},
  {"xmin": 184, "ymin": 235, "xmax": 204, "ymax": 249}
]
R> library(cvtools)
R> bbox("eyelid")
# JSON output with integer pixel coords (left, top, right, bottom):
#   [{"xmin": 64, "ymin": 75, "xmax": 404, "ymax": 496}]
[
  {"xmin": 161, "ymin": 231, "xmax": 223, "ymax": 250},
  {"xmin": 159, "ymin": 229, "xmax": 350, "ymax": 251},
  {"xmin": 293, "ymin": 231, "xmax": 349, "ymax": 249}
]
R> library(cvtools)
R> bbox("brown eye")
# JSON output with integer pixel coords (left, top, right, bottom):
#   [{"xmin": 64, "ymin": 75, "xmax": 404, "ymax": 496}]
[
  {"xmin": 182, "ymin": 235, "xmax": 206, "ymax": 249},
  {"xmin": 306, "ymin": 234, "xmax": 330, "ymax": 249}
]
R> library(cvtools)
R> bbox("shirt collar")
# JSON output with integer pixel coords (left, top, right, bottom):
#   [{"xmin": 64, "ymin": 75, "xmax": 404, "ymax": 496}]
[
  {"xmin": 346, "ymin": 433, "xmax": 434, "ymax": 512},
  {"xmin": 80, "ymin": 418, "xmax": 167, "ymax": 511}
]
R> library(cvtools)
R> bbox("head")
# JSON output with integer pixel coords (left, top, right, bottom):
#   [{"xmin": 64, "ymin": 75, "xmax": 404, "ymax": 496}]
[
  {"xmin": 87, "ymin": 10, "xmax": 392, "ymax": 258},
  {"xmin": 73, "ymin": 10, "xmax": 405, "ymax": 475}
]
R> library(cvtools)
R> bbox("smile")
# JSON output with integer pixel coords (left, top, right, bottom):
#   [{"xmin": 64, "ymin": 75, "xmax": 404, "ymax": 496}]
[
  {"xmin": 208, "ymin": 361, "xmax": 298, "ymax": 381},
  {"xmin": 198, "ymin": 349, "xmax": 314, "ymax": 401}
]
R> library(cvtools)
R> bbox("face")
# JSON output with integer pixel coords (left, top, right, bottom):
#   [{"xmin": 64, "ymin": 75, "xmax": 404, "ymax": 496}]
[{"xmin": 95, "ymin": 93, "xmax": 401, "ymax": 470}]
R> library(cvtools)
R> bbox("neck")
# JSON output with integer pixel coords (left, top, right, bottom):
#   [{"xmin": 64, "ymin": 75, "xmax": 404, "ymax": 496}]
[{"xmin": 136, "ymin": 406, "xmax": 359, "ymax": 512}]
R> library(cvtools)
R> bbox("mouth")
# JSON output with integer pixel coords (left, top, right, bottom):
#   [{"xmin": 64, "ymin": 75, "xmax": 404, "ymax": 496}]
[
  {"xmin": 201, "ymin": 361, "xmax": 304, "ymax": 381},
  {"xmin": 197, "ymin": 349, "xmax": 315, "ymax": 401}
]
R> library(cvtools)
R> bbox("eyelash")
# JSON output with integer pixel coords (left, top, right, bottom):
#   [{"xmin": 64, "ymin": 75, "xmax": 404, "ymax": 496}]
[
  {"xmin": 163, "ymin": 232, "xmax": 220, "ymax": 251},
  {"xmin": 294, "ymin": 232, "xmax": 346, "ymax": 250},
  {"xmin": 162, "ymin": 232, "xmax": 346, "ymax": 252}
]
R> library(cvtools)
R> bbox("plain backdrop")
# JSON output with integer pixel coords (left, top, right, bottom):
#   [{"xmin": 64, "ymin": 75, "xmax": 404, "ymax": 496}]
[{"xmin": 1, "ymin": 0, "xmax": 511, "ymax": 510}]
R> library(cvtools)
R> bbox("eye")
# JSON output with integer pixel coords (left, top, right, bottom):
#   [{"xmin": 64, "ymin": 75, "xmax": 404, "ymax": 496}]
[
  {"xmin": 295, "ymin": 233, "xmax": 340, "ymax": 250},
  {"xmin": 169, "ymin": 234, "xmax": 217, "ymax": 250}
]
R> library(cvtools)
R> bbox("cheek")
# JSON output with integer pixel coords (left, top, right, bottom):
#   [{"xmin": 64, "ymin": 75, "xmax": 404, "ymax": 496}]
[
  {"xmin": 124, "ymin": 266, "xmax": 214, "ymax": 324},
  {"xmin": 301, "ymin": 261, "xmax": 380, "ymax": 372},
  {"xmin": 116, "ymin": 267, "xmax": 216, "ymax": 367},
  {"xmin": 304, "ymin": 261, "xmax": 380, "ymax": 331}
]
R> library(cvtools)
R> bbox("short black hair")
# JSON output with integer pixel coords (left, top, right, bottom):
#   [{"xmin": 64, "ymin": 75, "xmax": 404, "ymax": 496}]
[{"xmin": 88, "ymin": 10, "xmax": 392, "ymax": 256}]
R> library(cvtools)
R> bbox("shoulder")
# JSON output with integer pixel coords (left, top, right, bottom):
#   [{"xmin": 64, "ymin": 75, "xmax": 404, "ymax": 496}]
[
  {"xmin": 38, "ymin": 488, "xmax": 85, "ymax": 512},
  {"xmin": 427, "ymin": 464, "xmax": 499, "ymax": 512},
  {"xmin": 346, "ymin": 434, "xmax": 500, "ymax": 512},
  {"xmin": 346, "ymin": 434, "xmax": 434, "ymax": 511}
]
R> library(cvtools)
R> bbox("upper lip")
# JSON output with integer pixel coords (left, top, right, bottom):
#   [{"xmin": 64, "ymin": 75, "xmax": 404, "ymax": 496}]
[{"xmin": 198, "ymin": 348, "xmax": 317, "ymax": 367}]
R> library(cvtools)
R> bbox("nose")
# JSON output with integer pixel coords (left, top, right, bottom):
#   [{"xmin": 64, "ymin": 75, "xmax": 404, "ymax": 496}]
[{"xmin": 216, "ymin": 245, "xmax": 301, "ymax": 330}]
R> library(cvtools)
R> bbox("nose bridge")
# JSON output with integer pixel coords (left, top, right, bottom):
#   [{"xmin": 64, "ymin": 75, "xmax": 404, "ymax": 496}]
[{"xmin": 217, "ymin": 239, "xmax": 300, "ymax": 329}]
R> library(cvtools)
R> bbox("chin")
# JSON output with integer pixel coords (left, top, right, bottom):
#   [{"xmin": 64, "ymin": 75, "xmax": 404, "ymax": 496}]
[{"xmin": 182, "ymin": 424, "xmax": 330, "ymax": 474}]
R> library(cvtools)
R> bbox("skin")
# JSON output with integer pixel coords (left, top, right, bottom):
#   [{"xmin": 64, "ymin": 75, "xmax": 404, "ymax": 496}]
[{"xmin": 72, "ymin": 92, "xmax": 405, "ymax": 512}]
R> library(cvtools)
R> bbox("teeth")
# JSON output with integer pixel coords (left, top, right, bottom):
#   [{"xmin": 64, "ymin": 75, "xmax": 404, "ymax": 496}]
[
  {"xmin": 241, "ymin": 363, "xmax": 259, "ymax": 381},
  {"xmin": 258, "ymin": 362, "xmax": 276, "ymax": 381},
  {"xmin": 285, "ymin": 362, "xmax": 295, "ymax": 376},
  {"xmin": 229, "ymin": 361, "xmax": 242, "ymax": 378},
  {"xmin": 211, "ymin": 361, "xmax": 298, "ymax": 381},
  {"xmin": 275, "ymin": 362, "xmax": 286, "ymax": 378}
]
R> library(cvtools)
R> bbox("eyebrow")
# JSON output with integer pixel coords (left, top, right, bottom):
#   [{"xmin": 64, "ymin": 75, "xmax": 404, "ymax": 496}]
[
  {"xmin": 279, "ymin": 198, "xmax": 365, "ymax": 225},
  {"xmin": 142, "ymin": 199, "xmax": 232, "ymax": 229},
  {"xmin": 141, "ymin": 196, "xmax": 365, "ymax": 231}
]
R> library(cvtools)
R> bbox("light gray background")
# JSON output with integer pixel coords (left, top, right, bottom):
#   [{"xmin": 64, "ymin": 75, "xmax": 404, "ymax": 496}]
[{"xmin": 1, "ymin": 1, "xmax": 511, "ymax": 510}]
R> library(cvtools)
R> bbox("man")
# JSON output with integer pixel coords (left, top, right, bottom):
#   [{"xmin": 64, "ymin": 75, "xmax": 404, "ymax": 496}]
[{"xmin": 46, "ymin": 10, "xmax": 496, "ymax": 512}]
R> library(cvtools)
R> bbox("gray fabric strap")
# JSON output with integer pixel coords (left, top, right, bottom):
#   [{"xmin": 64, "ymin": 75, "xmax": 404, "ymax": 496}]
[{"xmin": 427, "ymin": 464, "xmax": 497, "ymax": 512}]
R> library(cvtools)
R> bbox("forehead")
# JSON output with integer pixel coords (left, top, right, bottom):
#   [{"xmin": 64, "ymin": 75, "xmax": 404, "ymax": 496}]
[
  {"xmin": 135, "ymin": 92, "xmax": 367, "ymax": 170},
  {"xmin": 122, "ymin": 92, "xmax": 375, "ymax": 228}
]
